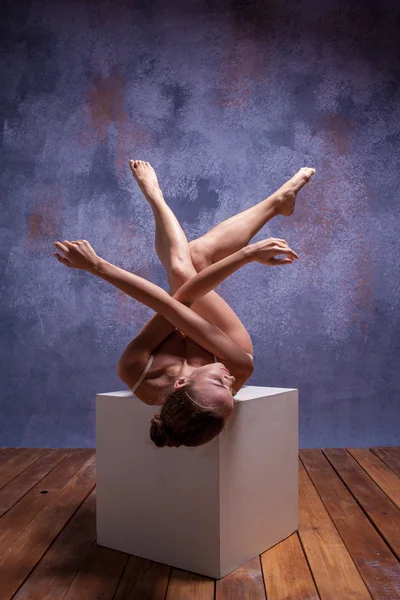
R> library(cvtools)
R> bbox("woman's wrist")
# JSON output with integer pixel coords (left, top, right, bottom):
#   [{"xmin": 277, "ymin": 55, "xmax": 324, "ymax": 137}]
[
  {"xmin": 240, "ymin": 245, "xmax": 256, "ymax": 263},
  {"xmin": 86, "ymin": 257, "xmax": 107, "ymax": 276}
]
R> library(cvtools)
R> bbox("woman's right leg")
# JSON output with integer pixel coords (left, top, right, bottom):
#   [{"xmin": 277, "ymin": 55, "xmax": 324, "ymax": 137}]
[{"xmin": 188, "ymin": 167, "xmax": 315, "ymax": 270}]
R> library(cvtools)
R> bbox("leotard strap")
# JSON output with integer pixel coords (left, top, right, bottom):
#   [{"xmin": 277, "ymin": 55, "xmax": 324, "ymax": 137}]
[{"xmin": 130, "ymin": 354, "xmax": 155, "ymax": 394}]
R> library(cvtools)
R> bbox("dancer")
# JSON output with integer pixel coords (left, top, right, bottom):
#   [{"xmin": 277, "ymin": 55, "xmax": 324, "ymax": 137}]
[{"xmin": 53, "ymin": 161, "xmax": 315, "ymax": 448}]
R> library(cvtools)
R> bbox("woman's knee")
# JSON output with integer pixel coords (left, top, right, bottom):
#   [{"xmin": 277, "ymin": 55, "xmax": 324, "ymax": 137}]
[
  {"xmin": 167, "ymin": 261, "xmax": 197, "ymax": 295},
  {"xmin": 188, "ymin": 239, "xmax": 213, "ymax": 272}
]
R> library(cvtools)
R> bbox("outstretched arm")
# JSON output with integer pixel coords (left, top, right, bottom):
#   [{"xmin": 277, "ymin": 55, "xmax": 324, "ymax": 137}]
[
  {"xmin": 53, "ymin": 239, "xmax": 259, "ymax": 367},
  {"xmin": 170, "ymin": 238, "xmax": 298, "ymax": 306},
  {"xmin": 54, "ymin": 238, "xmax": 297, "ymax": 366},
  {"xmin": 90, "ymin": 249, "xmax": 254, "ymax": 367}
]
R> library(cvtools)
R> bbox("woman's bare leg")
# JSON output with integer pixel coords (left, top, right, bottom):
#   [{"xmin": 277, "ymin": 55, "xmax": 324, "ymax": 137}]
[
  {"xmin": 129, "ymin": 160, "xmax": 193, "ymax": 276},
  {"xmin": 129, "ymin": 160, "xmax": 315, "ymax": 352},
  {"xmin": 189, "ymin": 167, "xmax": 316, "ymax": 269},
  {"xmin": 129, "ymin": 159, "xmax": 253, "ymax": 353}
]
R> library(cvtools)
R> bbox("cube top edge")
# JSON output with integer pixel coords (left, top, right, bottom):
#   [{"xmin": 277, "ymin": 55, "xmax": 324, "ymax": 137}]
[{"xmin": 96, "ymin": 385, "xmax": 298, "ymax": 401}]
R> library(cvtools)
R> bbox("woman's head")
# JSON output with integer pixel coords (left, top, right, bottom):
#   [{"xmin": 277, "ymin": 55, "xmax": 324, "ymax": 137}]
[{"xmin": 149, "ymin": 363, "xmax": 236, "ymax": 448}]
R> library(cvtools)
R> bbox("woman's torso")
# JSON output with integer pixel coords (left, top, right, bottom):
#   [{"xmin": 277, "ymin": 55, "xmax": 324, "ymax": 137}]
[{"xmin": 132, "ymin": 330, "xmax": 242, "ymax": 405}]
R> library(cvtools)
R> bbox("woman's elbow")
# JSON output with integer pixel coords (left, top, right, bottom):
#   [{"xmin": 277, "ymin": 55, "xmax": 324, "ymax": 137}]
[
  {"xmin": 245, "ymin": 361, "xmax": 255, "ymax": 378},
  {"xmin": 236, "ymin": 359, "xmax": 254, "ymax": 380}
]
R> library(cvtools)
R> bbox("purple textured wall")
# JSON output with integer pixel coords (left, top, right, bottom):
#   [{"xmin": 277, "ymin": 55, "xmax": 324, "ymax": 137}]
[{"xmin": 1, "ymin": 0, "xmax": 399, "ymax": 447}]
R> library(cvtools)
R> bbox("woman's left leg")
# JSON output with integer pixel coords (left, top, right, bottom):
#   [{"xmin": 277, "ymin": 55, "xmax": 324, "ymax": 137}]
[
  {"xmin": 129, "ymin": 160, "xmax": 253, "ymax": 353},
  {"xmin": 129, "ymin": 160, "xmax": 201, "ymax": 294}
]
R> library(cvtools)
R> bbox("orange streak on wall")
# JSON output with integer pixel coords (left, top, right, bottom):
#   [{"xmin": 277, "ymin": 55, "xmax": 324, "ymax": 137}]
[
  {"xmin": 86, "ymin": 68, "xmax": 125, "ymax": 142},
  {"xmin": 115, "ymin": 119, "xmax": 151, "ymax": 183},
  {"xmin": 81, "ymin": 68, "xmax": 151, "ymax": 182},
  {"xmin": 27, "ymin": 185, "xmax": 63, "ymax": 253}
]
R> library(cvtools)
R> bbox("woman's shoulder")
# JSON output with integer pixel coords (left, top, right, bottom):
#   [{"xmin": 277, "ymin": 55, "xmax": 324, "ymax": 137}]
[
  {"xmin": 133, "ymin": 378, "xmax": 170, "ymax": 405},
  {"xmin": 131, "ymin": 333, "xmax": 186, "ymax": 404}
]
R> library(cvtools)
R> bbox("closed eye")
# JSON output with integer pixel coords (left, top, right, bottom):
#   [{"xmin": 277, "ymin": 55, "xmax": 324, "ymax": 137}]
[{"xmin": 213, "ymin": 377, "xmax": 231, "ymax": 390}]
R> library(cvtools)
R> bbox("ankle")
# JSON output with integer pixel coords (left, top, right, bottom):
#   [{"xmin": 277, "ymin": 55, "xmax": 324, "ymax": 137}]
[
  {"xmin": 144, "ymin": 185, "xmax": 164, "ymax": 204},
  {"xmin": 263, "ymin": 193, "xmax": 282, "ymax": 216}
]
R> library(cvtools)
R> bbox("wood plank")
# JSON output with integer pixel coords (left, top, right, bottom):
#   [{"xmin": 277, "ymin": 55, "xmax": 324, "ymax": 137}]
[
  {"xmin": 114, "ymin": 555, "xmax": 170, "ymax": 600},
  {"xmin": 261, "ymin": 532, "xmax": 319, "ymax": 600},
  {"xmin": 0, "ymin": 449, "xmax": 71, "ymax": 517},
  {"xmin": 166, "ymin": 568, "xmax": 215, "ymax": 600},
  {"xmin": 348, "ymin": 448, "xmax": 400, "ymax": 510},
  {"xmin": 216, "ymin": 556, "xmax": 265, "ymax": 599},
  {"xmin": 12, "ymin": 488, "xmax": 97, "ymax": 600},
  {"xmin": 0, "ymin": 449, "xmax": 27, "ymax": 463},
  {"xmin": 323, "ymin": 449, "xmax": 400, "ymax": 560},
  {"xmin": 298, "ymin": 458, "xmax": 371, "ymax": 599},
  {"xmin": 300, "ymin": 449, "xmax": 400, "ymax": 599},
  {"xmin": 0, "ymin": 448, "xmax": 49, "ymax": 489},
  {"xmin": 371, "ymin": 448, "xmax": 400, "ymax": 478},
  {"xmin": 0, "ymin": 453, "xmax": 96, "ymax": 600},
  {"xmin": 0, "ymin": 448, "xmax": 94, "ymax": 555},
  {"xmin": 62, "ymin": 540, "xmax": 128, "ymax": 600}
]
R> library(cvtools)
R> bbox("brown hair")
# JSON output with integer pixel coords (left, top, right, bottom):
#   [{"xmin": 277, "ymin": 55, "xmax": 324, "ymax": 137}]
[{"xmin": 149, "ymin": 383, "xmax": 226, "ymax": 448}]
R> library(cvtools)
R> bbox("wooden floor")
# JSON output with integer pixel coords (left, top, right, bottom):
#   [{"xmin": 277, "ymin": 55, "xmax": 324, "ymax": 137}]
[{"xmin": 0, "ymin": 448, "xmax": 399, "ymax": 599}]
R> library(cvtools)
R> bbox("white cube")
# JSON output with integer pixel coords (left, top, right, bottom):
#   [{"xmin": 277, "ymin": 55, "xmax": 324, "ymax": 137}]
[{"xmin": 96, "ymin": 385, "xmax": 298, "ymax": 579}]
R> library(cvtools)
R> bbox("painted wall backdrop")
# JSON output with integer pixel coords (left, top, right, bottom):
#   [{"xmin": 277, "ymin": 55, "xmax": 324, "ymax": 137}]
[{"xmin": 1, "ymin": 0, "xmax": 399, "ymax": 447}]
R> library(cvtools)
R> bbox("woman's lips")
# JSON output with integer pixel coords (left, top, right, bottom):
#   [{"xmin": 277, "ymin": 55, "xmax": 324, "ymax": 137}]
[{"xmin": 221, "ymin": 366, "xmax": 230, "ymax": 374}]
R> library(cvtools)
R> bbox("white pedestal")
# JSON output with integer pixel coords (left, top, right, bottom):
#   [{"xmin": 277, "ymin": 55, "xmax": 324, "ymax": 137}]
[{"xmin": 96, "ymin": 385, "xmax": 298, "ymax": 579}]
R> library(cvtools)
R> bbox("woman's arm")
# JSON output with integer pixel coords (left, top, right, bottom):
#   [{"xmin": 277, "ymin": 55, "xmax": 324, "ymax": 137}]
[
  {"xmin": 88, "ymin": 249, "xmax": 254, "ymax": 367},
  {"xmin": 54, "ymin": 237, "xmax": 295, "ymax": 371},
  {"xmin": 172, "ymin": 247, "xmax": 251, "ymax": 306}
]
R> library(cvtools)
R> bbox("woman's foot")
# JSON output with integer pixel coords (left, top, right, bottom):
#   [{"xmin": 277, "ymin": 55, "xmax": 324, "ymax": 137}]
[
  {"xmin": 129, "ymin": 160, "xmax": 163, "ymax": 202},
  {"xmin": 275, "ymin": 167, "xmax": 316, "ymax": 216}
]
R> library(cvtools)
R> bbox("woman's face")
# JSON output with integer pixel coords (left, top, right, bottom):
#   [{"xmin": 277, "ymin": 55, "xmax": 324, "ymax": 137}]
[{"xmin": 174, "ymin": 363, "xmax": 236, "ymax": 417}]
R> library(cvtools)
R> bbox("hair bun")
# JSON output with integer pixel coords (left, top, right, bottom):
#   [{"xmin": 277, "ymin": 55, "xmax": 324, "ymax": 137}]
[
  {"xmin": 150, "ymin": 412, "xmax": 180, "ymax": 448},
  {"xmin": 150, "ymin": 412, "xmax": 169, "ymax": 447}
]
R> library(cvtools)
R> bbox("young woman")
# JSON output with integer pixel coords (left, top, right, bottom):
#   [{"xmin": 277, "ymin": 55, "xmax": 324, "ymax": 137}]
[{"xmin": 53, "ymin": 161, "xmax": 315, "ymax": 448}]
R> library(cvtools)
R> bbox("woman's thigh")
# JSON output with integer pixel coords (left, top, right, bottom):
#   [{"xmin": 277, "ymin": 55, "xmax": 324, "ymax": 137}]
[{"xmin": 168, "ymin": 249, "xmax": 253, "ymax": 356}]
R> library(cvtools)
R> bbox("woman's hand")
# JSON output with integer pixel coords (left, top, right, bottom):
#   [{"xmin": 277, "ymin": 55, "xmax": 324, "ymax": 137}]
[
  {"xmin": 53, "ymin": 239, "xmax": 102, "ymax": 272},
  {"xmin": 249, "ymin": 238, "xmax": 299, "ymax": 266}
]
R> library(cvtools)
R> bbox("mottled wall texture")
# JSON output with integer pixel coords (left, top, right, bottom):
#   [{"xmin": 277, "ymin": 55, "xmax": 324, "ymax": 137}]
[{"xmin": 1, "ymin": 0, "xmax": 399, "ymax": 447}]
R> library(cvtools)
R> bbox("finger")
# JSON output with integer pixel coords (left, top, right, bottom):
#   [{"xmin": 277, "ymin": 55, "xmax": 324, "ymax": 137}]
[
  {"xmin": 273, "ymin": 239, "xmax": 298, "ymax": 256},
  {"xmin": 62, "ymin": 240, "xmax": 76, "ymax": 250},
  {"xmin": 273, "ymin": 246, "xmax": 299, "ymax": 259},
  {"xmin": 271, "ymin": 257, "xmax": 293, "ymax": 265},
  {"xmin": 272, "ymin": 246, "xmax": 292, "ymax": 254},
  {"xmin": 53, "ymin": 241, "xmax": 70, "ymax": 254},
  {"xmin": 53, "ymin": 252, "xmax": 71, "ymax": 266}
]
